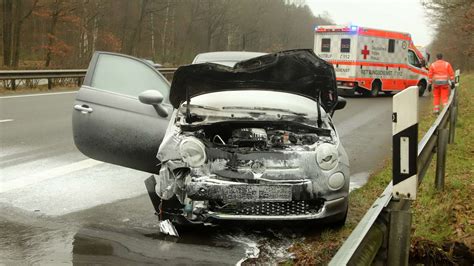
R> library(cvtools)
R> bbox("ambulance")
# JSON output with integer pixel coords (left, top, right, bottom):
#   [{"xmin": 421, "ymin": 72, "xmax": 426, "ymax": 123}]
[{"xmin": 314, "ymin": 25, "xmax": 429, "ymax": 96}]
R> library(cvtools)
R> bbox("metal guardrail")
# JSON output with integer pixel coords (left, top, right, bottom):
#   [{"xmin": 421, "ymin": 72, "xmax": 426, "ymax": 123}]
[
  {"xmin": 0, "ymin": 67, "xmax": 177, "ymax": 90},
  {"xmin": 330, "ymin": 70, "xmax": 461, "ymax": 265}
]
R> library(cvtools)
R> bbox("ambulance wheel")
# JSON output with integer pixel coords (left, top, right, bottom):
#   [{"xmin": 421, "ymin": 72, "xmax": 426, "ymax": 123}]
[
  {"xmin": 371, "ymin": 80, "xmax": 381, "ymax": 97},
  {"xmin": 418, "ymin": 80, "xmax": 427, "ymax": 97}
]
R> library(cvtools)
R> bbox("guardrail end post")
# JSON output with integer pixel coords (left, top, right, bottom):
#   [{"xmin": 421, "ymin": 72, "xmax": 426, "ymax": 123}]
[
  {"xmin": 48, "ymin": 78, "xmax": 52, "ymax": 90},
  {"xmin": 387, "ymin": 200, "xmax": 412, "ymax": 266},
  {"xmin": 435, "ymin": 128, "xmax": 449, "ymax": 190}
]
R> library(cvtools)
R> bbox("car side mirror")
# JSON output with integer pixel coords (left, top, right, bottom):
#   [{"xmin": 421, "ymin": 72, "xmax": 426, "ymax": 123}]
[
  {"xmin": 335, "ymin": 96, "xmax": 347, "ymax": 111},
  {"xmin": 139, "ymin": 90, "xmax": 164, "ymax": 105},
  {"xmin": 139, "ymin": 90, "xmax": 168, "ymax": 117}
]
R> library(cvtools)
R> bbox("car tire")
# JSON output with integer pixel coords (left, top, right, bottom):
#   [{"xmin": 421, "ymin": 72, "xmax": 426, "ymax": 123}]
[
  {"xmin": 371, "ymin": 80, "xmax": 381, "ymax": 97},
  {"xmin": 418, "ymin": 80, "xmax": 427, "ymax": 97}
]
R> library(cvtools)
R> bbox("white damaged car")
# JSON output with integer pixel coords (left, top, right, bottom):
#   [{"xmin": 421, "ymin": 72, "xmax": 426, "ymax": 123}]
[{"xmin": 72, "ymin": 49, "xmax": 349, "ymax": 226}]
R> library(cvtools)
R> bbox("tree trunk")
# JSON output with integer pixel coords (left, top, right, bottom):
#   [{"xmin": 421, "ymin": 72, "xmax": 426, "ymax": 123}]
[
  {"xmin": 45, "ymin": 7, "xmax": 60, "ymax": 67},
  {"xmin": 2, "ymin": 0, "xmax": 13, "ymax": 66},
  {"xmin": 161, "ymin": 0, "xmax": 170, "ymax": 60},
  {"xmin": 11, "ymin": 0, "xmax": 38, "ymax": 68},
  {"xmin": 150, "ymin": 12, "xmax": 155, "ymax": 60},
  {"xmin": 126, "ymin": 0, "xmax": 148, "ymax": 56}
]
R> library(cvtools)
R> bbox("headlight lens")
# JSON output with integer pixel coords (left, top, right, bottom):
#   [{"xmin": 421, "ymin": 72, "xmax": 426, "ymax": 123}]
[
  {"xmin": 179, "ymin": 137, "xmax": 206, "ymax": 167},
  {"xmin": 316, "ymin": 143, "xmax": 339, "ymax": 170},
  {"xmin": 328, "ymin": 172, "xmax": 345, "ymax": 190}
]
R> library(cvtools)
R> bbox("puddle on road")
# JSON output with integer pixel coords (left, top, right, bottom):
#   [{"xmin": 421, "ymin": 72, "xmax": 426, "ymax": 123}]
[
  {"xmin": 349, "ymin": 171, "xmax": 370, "ymax": 192},
  {"xmin": 0, "ymin": 220, "xmax": 74, "ymax": 264}
]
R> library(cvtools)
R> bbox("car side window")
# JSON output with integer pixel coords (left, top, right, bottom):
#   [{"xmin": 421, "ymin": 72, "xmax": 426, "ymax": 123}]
[
  {"xmin": 408, "ymin": 50, "xmax": 416, "ymax": 65},
  {"xmin": 388, "ymin": 39, "xmax": 395, "ymax": 53},
  {"xmin": 91, "ymin": 53, "xmax": 169, "ymax": 99},
  {"xmin": 407, "ymin": 50, "xmax": 420, "ymax": 67}
]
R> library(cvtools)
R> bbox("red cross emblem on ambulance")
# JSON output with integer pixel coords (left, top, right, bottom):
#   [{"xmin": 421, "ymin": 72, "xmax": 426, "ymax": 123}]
[{"xmin": 361, "ymin": 45, "xmax": 370, "ymax": 59}]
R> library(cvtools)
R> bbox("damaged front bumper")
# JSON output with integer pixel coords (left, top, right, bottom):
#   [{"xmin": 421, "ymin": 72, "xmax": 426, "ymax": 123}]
[
  {"xmin": 206, "ymin": 196, "xmax": 347, "ymax": 221},
  {"xmin": 145, "ymin": 174, "xmax": 348, "ymax": 224}
]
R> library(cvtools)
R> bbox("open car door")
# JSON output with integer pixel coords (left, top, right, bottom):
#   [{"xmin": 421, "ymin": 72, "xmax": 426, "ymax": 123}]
[{"xmin": 72, "ymin": 52, "xmax": 173, "ymax": 174}]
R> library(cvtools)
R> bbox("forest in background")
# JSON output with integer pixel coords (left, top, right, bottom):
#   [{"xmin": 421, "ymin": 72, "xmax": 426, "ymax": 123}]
[
  {"xmin": 423, "ymin": 0, "xmax": 473, "ymax": 71},
  {"xmin": 2, "ymin": 0, "xmax": 472, "ymax": 71},
  {"xmin": 0, "ymin": 0, "xmax": 331, "ymax": 69}
]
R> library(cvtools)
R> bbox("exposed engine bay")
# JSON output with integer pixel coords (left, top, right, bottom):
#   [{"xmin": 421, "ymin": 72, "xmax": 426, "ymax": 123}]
[
  {"xmin": 187, "ymin": 121, "xmax": 333, "ymax": 152},
  {"xmin": 150, "ymin": 112, "xmax": 348, "ymax": 226}
]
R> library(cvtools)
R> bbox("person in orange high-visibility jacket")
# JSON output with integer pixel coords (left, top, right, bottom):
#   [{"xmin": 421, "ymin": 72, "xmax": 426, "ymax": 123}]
[{"xmin": 428, "ymin": 53, "xmax": 455, "ymax": 114}]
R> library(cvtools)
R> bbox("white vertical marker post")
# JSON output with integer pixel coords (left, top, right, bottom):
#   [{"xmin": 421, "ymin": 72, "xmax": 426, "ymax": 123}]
[{"xmin": 392, "ymin": 86, "xmax": 418, "ymax": 199}]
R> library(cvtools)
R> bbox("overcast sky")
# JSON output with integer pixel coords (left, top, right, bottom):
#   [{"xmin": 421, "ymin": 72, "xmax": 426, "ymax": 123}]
[{"xmin": 306, "ymin": 0, "xmax": 432, "ymax": 46}]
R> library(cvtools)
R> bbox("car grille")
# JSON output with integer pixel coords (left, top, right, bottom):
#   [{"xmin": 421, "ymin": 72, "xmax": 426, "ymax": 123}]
[{"xmin": 212, "ymin": 200, "xmax": 323, "ymax": 216}]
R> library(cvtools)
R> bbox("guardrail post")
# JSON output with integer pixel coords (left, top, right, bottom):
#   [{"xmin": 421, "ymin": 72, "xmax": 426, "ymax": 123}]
[
  {"xmin": 387, "ymin": 199, "xmax": 411, "ymax": 266},
  {"xmin": 448, "ymin": 106, "xmax": 456, "ymax": 144},
  {"xmin": 448, "ymin": 88, "xmax": 458, "ymax": 144},
  {"xmin": 435, "ymin": 128, "xmax": 449, "ymax": 190},
  {"xmin": 48, "ymin": 78, "xmax": 52, "ymax": 90},
  {"xmin": 10, "ymin": 79, "xmax": 16, "ymax": 90}
]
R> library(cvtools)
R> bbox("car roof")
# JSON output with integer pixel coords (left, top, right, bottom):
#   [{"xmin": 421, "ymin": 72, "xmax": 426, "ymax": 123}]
[{"xmin": 192, "ymin": 51, "xmax": 267, "ymax": 66}]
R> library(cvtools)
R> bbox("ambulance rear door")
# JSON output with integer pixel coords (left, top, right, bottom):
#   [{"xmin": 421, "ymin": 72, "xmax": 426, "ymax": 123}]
[{"xmin": 314, "ymin": 30, "xmax": 358, "ymax": 81}]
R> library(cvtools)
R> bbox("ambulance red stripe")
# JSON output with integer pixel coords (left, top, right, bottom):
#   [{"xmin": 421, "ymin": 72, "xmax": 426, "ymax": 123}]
[{"xmin": 328, "ymin": 60, "xmax": 428, "ymax": 75}]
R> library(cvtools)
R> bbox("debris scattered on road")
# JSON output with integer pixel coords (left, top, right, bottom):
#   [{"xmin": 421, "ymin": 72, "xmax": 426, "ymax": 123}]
[{"xmin": 159, "ymin": 219, "xmax": 179, "ymax": 237}]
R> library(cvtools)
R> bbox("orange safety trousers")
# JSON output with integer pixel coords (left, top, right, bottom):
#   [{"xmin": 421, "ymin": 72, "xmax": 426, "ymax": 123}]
[{"xmin": 432, "ymin": 84, "xmax": 450, "ymax": 112}]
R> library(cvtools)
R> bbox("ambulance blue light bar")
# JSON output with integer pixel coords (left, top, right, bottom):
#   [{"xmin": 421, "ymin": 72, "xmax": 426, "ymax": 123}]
[{"xmin": 316, "ymin": 25, "xmax": 359, "ymax": 32}]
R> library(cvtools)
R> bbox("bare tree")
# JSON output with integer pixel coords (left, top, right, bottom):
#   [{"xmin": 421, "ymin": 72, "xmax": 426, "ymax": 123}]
[
  {"xmin": 11, "ymin": 0, "xmax": 39, "ymax": 67},
  {"xmin": 2, "ymin": 0, "xmax": 13, "ymax": 66},
  {"xmin": 422, "ymin": 0, "xmax": 474, "ymax": 70},
  {"xmin": 3, "ymin": 0, "xmax": 333, "ymax": 68}
]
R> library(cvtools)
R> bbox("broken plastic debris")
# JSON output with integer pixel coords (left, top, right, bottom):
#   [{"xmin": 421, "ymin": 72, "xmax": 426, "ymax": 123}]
[{"xmin": 159, "ymin": 219, "xmax": 179, "ymax": 237}]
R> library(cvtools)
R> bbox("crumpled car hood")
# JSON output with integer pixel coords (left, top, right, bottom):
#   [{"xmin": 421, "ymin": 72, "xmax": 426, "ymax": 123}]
[{"xmin": 170, "ymin": 49, "xmax": 338, "ymax": 112}]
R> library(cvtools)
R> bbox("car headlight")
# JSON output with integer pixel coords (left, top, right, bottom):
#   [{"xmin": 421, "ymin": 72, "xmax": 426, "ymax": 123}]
[
  {"xmin": 179, "ymin": 137, "xmax": 206, "ymax": 167},
  {"xmin": 328, "ymin": 172, "xmax": 345, "ymax": 190},
  {"xmin": 316, "ymin": 143, "xmax": 339, "ymax": 170}
]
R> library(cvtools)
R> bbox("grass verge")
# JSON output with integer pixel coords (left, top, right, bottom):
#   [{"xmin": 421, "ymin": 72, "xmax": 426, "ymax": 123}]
[
  {"xmin": 410, "ymin": 73, "xmax": 474, "ymax": 264},
  {"xmin": 290, "ymin": 73, "xmax": 474, "ymax": 265}
]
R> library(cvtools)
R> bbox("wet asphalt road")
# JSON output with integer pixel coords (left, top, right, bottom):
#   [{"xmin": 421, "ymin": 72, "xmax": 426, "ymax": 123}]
[{"xmin": 0, "ymin": 91, "xmax": 429, "ymax": 264}]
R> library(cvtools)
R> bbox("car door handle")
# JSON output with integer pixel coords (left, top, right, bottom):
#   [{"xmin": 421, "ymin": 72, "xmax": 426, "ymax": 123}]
[{"xmin": 74, "ymin": 104, "xmax": 93, "ymax": 113}]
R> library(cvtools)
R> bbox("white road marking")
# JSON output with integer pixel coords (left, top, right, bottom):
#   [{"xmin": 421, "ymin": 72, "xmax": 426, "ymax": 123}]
[
  {"xmin": 0, "ymin": 159, "xmax": 103, "ymax": 193},
  {"xmin": 0, "ymin": 119, "xmax": 14, "ymax": 123},
  {"xmin": 0, "ymin": 91, "xmax": 77, "ymax": 99}
]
